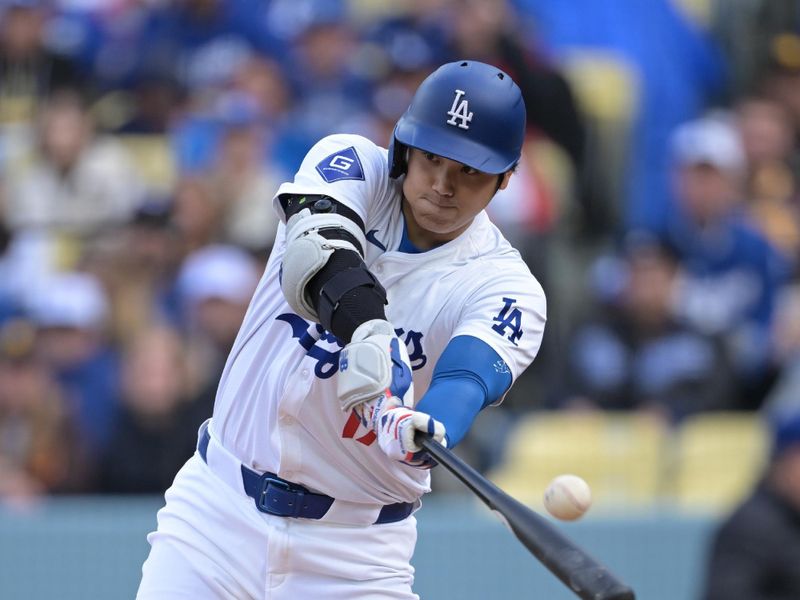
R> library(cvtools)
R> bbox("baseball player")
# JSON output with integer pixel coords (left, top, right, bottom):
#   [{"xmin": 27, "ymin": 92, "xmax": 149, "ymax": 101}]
[{"xmin": 137, "ymin": 60, "xmax": 546, "ymax": 599}]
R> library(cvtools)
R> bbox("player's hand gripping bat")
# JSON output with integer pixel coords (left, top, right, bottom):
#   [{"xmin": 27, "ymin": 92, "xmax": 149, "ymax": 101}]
[{"xmin": 417, "ymin": 435, "xmax": 635, "ymax": 600}]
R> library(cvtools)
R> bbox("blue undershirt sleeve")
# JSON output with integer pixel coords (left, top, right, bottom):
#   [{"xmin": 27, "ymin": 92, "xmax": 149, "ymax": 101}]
[{"xmin": 415, "ymin": 335, "xmax": 513, "ymax": 448}]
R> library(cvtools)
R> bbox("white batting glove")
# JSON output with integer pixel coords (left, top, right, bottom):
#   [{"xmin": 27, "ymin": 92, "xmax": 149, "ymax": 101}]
[
  {"xmin": 337, "ymin": 319, "xmax": 414, "ymax": 414},
  {"xmin": 375, "ymin": 400, "xmax": 447, "ymax": 467}
]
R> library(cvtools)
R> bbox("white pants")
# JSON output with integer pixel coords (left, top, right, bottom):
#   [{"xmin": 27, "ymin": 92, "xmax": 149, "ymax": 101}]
[{"xmin": 137, "ymin": 454, "xmax": 419, "ymax": 599}]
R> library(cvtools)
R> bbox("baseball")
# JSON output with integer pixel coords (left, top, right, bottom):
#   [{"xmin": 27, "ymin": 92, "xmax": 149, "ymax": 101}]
[{"xmin": 543, "ymin": 474, "xmax": 592, "ymax": 521}]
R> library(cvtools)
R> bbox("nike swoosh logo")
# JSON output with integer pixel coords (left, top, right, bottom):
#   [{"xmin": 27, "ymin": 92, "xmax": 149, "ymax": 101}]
[{"xmin": 366, "ymin": 229, "xmax": 387, "ymax": 251}]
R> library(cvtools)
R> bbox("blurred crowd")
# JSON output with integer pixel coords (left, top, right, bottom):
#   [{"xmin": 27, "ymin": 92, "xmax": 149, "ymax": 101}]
[{"xmin": 0, "ymin": 0, "xmax": 799, "ymax": 502}]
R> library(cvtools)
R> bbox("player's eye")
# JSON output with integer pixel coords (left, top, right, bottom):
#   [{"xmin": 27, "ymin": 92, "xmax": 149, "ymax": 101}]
[
  {"xmin": 423, "ymin": 152, "xmax": 439, "ymax": 163},
  {"xmin": 461, "ymin": 165, "xmax": 478, "ymax": 175}
]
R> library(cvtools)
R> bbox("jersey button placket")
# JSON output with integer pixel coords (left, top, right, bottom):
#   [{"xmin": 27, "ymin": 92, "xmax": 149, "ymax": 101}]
[{"xmin": 277, "ymin": 363, "xmax": 313, "ymax": 477}]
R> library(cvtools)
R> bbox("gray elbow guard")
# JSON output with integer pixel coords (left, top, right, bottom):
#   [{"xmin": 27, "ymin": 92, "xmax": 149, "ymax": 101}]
[{"xmin": 281, "ymin": 209, "xmax": 367, "ymax": 322}]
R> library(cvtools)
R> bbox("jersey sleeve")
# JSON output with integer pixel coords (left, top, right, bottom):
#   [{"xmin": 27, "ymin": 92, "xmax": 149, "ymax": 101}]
[
  {"xmin": 271, "ymin": 134, "xmax": 388, "ymax": 228},
  {"xmin": 451, "ymin": 267, "xmax": 546, "ymax": 391}
]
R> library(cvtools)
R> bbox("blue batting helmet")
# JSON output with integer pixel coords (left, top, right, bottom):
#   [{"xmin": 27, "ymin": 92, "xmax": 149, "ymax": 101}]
[{"xmin": 388, "ymin": 60, "xmax": 526, "ymax": 178}]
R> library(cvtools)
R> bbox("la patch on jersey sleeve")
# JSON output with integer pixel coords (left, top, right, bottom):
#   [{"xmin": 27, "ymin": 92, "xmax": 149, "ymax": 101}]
[
  {"xmin": 490, "ymin": 297, "xmax": 525, "ymax": 347},
  {"xmin": 452, "ymin": 273, "xmax": 546, "ymax": 383},
  {"xmin": 315, "ymin": 146, "xmax": 365, "ymax": 183}
]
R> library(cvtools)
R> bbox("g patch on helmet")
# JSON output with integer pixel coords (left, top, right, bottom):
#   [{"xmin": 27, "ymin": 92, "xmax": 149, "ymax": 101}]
[{"xmin": 316, "ymin": 146, "xmax": 365, "ymax": 183}]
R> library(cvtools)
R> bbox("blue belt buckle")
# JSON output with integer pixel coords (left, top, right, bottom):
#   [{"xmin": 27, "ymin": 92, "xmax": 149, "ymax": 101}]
[{"xmin": 257, "ymin": 475, "xmax": 304, "ymax": 517}]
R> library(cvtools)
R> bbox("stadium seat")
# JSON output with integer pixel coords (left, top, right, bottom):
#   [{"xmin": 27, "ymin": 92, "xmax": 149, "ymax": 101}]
[
  {"xmin": 671, "ymin": 412, "xmax": 768, "ymax": 513},
  {"xmin": 489, "ymin": 411, "xmax": 668, "ymax": 512}
]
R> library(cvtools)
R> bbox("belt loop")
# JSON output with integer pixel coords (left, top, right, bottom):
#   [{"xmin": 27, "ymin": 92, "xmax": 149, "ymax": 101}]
[{"xmin": 292, "ymin": 489, "xmax": 305, "ymax": 518}]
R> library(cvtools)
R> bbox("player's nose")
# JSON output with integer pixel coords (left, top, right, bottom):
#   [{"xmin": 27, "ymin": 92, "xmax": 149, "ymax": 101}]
[{"xmin": 431, "ymin": 166, "xmax": 455, "ymax": 197}]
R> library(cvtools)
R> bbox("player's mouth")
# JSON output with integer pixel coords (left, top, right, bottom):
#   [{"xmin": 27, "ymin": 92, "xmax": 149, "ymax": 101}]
[{"xmin": 420, "ymin": 195, "xmax": 457, "ymax": 210}]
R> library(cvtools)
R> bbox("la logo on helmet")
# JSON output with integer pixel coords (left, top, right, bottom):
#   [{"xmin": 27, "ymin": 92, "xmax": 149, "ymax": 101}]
[{"xmin": 446, "ymin": 89, "xmax": 473, "ymax": 130}]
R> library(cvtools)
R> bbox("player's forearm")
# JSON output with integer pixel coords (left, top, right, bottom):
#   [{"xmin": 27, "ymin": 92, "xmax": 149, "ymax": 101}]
[
  {"xmin": 415, "ymin": 377, "xmax": 485, "ymax": 448},
  {"xmin": 416, "ymin": 335, "xmax": 514, "ymax": 447}
]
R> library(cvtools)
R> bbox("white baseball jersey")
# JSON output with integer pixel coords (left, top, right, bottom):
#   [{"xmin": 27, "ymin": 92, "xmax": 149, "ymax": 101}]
[{"xmin": 210, "ymin": 133, "xmax": 546, "ymax": 505}]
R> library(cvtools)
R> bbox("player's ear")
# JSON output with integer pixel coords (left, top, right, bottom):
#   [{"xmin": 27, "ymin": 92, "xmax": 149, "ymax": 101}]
[{"xmin": 497, "ymin": 170, "xmax": 513, "ymax": 191}]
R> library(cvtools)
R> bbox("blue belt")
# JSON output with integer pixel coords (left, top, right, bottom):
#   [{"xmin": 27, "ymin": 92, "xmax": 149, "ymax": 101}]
[{"xmin": 198, "ymin": 428, "xmax": 413, "ymax": 525}]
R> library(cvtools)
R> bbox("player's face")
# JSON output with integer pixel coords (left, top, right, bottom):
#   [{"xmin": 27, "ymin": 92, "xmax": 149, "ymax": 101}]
[{"xmin": 402, "ymin": 149, "xmax": 511, "ymax": 249}]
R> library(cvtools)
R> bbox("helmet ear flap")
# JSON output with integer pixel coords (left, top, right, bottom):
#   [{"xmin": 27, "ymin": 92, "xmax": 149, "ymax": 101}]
[{"xmin": 388, "ymin": 139, "xmax": 408, "ymax": 179}]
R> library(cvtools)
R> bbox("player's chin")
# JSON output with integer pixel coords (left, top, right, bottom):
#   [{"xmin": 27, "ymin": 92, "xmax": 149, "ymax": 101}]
[{"xmin": 418, "ymin": 216, "xmax": 462, "ymax": 236}]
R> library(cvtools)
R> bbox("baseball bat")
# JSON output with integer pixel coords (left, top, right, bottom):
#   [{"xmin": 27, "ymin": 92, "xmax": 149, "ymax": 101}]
[{"xmin": 417, "ymin": 435, "xmax": 636, "ymax": 600}]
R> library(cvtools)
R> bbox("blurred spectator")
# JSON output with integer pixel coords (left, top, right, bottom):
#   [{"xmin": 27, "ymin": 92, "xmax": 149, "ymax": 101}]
[
  {"xmin": 760, "ymin": 31, "xmax": 800, "ymax": 137},
  {"xmin": 25, "ymin": 271, "xmax": 120, "ymax": 458},
  {"xmin": 85, "ymin": 0, "xmax": 156, "ymax": 90},
  {"xmin": 226, "ymin": 55, "xmax": 295, "ymax": 191},
  {"xmin": 0, "ymin": 318, "xmax": 85, "ymax": 501},
  {"xmin": 170, "ymin": 58, "xmax": 291, "ymax": 176},
  {"xmin": 207, "ymin": 92, "xmax": 282, "ymax": 254},
  {"xmin": 97, "ymin": 324, "xmax": 198, "ymax": 494},
  {"xmin": 362, "ymin": 0, "xmax": 449, "ymax": 84},
  {"xmin": 562, "ymin": 238, "xmax": 734, "ymax": 420},
  {"xmin": 171, "ymin": 174, "xmax": 225, "ymax": 253},
  {"xmin": 176, "ymin": 244, "xmax": 259, "ymax": 405},
  {"xmin": 83, "ymin": 1, "xmax": 188, "ymax": 133},
  {"xmin": 2, "ymin": 90, "xmax": 143, "ymax": 241},
  {"xmin": 228, "ymin": 55, "xmax": 290, "ymax": 124},
  {"xmin": 0, "ymin": 0, "xmax": 86, "ymax": 125},
  {"xmin": 136, "ymin": 0, "xmax": 279, "ymax": 93},
  {"xmin": 363, "ymin": 10, "xmax": 446, "ymax": 146},
  {"xmin": 275, "ymin": 0, "xmax": 377, "ymax": 171},
  {"xmin": 736, "ymin": 96, "xmax": 800, "ymax": 261},
  {"xmin": 653, "ymin": 115, "xmax": 791, "ymax": 402},
  {"xmin": 762, "ymin": 285, "xmax": 800, "ymax": 418},
  {"xmin": 703, "ymin": 405, "xmax": 800, "ymax": 599},
  {"xmin": 709, "ymin": 0, "xmax": 794, "ymax": 96},
  {"xmin": 113, "ymin": 73, "xmax": 186, "ymax": 134},
  {"xmin": 80, "ymin": 199, "xmax": 184, "ymax": 344}
]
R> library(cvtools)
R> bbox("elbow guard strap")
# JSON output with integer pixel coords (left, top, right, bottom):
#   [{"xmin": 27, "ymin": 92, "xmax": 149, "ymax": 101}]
[{"xmin": 311, "ymin": 252, "xmax": 387, "ymax": 341}]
